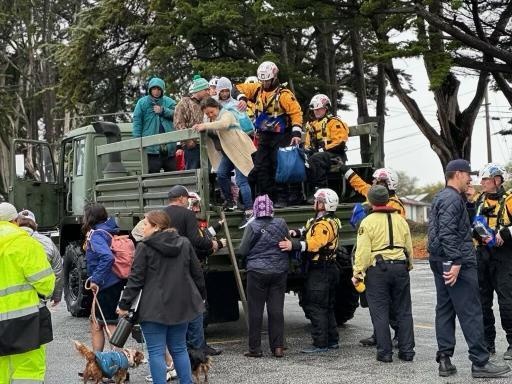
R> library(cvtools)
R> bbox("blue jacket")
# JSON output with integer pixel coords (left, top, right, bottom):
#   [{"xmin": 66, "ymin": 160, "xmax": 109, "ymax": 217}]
[
  {"xmin": 86, "ymin": 217, "xmax": 121, "ymax": 289},
  {"xmin": 428, "ymin": 186, "xmax": 476, "ymax": 266},
  {"xmin": 239, "ymin": 217, "xmax": 290, "ymax": 274},
  {"xmin": 95, "ymin": 351, "xmax": 129, "ymax": 378},
  {"xmin": 132, "ymin": 77, "xmax": 177, "ymax": 156}
]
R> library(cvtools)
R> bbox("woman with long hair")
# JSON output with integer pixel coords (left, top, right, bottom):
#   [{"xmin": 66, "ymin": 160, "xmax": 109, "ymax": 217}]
[
  {"xmin": 117, "ymin": 210, "xmax": 206, "ymax": 384},
  {"xmin": 82, "ymin": 203, "xmax": 123, "ymax": 352}
]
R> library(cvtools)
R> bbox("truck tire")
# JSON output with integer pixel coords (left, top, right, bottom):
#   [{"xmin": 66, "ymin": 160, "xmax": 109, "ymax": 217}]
[
  {"xmin": 334, "ymin": 246, "xmax": 359, "ymax": 326},
  {"xmin": 63, "ymin": 242, "xmax": 92, "ymax": 317},
  {"xmin": 334, "ymin": 268, "xmax": 359, "ymax": 326}
]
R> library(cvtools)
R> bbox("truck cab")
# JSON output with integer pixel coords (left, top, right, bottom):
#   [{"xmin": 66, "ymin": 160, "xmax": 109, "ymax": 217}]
[{"xmin": 9, "ymin": 121, "xmax": 379, "ymax": 325}]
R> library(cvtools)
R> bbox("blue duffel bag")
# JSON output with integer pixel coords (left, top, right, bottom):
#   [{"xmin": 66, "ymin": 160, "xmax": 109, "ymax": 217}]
[{"xmin": 275, "ymin": 146, "xmax": 306, "ymax": 183}]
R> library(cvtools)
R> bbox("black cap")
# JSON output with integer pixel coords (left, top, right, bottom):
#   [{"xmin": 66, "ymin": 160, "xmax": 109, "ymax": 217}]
[
  {"xmin": 446, "ymin": 159, "xmax": 477, "ymax": 174},
  {"xmin": 168, "ymin": 185, "xmax": 191, "ymax": 199}
]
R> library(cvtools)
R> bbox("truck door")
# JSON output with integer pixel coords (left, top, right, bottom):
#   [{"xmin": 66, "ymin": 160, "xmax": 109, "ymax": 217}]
[{"xmin": 9, "ymin": 139, "xmax": 61, "ymax": 230}]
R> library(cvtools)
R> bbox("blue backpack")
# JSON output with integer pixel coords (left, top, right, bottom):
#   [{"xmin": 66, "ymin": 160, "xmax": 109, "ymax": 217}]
[{"xmin": 223, "ymin": 106, "xmax": 255, "ymax": 135}]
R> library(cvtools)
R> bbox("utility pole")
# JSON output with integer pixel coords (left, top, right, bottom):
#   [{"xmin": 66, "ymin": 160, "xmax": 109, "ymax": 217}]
[{"xmin": 484, "ymin": 84, "xmax": 492, "ymax": 163}]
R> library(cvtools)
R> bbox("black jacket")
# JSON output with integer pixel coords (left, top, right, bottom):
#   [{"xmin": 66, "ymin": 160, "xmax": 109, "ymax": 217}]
[
  {"xmin": 428, "ymin": 186, "xmax": 476, "ymax": 266},
  {"xmin": 163, "ymin": 205, "xmax": 214, "ymax": 255},
  {"xmin": 118, "ymin": 230, "xmax": 205, "ymax": 325}
]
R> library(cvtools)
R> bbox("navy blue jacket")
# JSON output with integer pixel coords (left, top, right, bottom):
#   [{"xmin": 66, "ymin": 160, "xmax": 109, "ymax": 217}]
[
  {"xmin": 239, "ymin": 217, "xmax": 289, "ymax": 274},
  {"xmin": 86, "ymin": 217, "xmax": 122, "ymax": 289},
  {"xmin": 428, "ymin": 186, "xmax": 476, "ymax": 266}
]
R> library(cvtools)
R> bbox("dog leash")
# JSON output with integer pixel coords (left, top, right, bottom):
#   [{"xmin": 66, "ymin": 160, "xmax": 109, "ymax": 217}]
[{"xmin": 85, "ymin": 277, "xmax": 113, "ymax": 340}]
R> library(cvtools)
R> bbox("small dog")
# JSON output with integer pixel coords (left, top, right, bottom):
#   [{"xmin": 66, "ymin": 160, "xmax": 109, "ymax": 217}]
[
  {"xmin": 188, "ymin": 348, "xmax": 212, "ymax": 383},
  {"xmin": 74, "ymin": 340, "xmax": 144, "ymax": 384}
]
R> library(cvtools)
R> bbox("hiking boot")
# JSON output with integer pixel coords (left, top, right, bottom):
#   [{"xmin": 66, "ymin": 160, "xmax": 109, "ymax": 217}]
[
  {"xmin": 377, "ymin": 354, "xmax": 393, "ymax": 363},
  {"xmin": 238, "ymin": 210, "xmax": 254, "ymax": 229},
  {"xmin": 244, "ymin": 351, "xmax": 263, "ymax": 358},
  {"xmin": 272, "ymin": 347, "xmax": 284, "ymax": 358},
  {"xmin": 398, "ymin": 352, "xmax": 414, "ymax": 362},
  {"xmin": 471, "ymin": 362, "xmax": 511, "ymax": 378},
  {"xmin": 438, "ymin": 355, "xmax": 457, "ymax": 377},
  {"xmin": 360, "ymin": 335, "xmax": 377, "ymax": 347},
  {"xmin": 222, "ymin": 200, "xmax": 236, "ymax": 211}
]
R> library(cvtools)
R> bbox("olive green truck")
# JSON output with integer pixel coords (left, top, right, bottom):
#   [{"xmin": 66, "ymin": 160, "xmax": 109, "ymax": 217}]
[{"xmin": 8, "ymin": 121, "xmax": 381, "ymax": 326}]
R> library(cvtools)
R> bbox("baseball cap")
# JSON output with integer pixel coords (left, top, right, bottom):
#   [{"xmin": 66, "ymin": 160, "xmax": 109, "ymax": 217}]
[
  {"xmin": 168, "ymin": 185, "xmax": 192, "ymax": 199},
  {"xmin": 446, "ymin": 159, "xmax": 477, "ymax": 174},
  {"xmin": 0, "ymin": 202, "xmax": 18, "ymax": 222},
  {"xmin": 18, "ymin": 209, "xmax": 37, "ymax": 224}
]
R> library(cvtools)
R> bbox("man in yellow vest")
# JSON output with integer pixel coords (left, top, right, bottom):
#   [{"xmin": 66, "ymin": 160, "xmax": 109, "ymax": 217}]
[{"xmin": 0, "ymin": 202, "xmax": 56, "ymax": 384}]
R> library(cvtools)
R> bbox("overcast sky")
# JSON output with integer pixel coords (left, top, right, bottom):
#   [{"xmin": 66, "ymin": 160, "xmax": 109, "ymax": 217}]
[{"xmin": 341, "ymin": 57, "xmax": 512, "ymax": 187}]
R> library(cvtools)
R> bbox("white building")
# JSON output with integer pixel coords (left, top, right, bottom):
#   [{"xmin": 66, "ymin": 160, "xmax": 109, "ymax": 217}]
[{"xmin": 403, "ymin": 193, "xmax": 431, "ymax": 223}]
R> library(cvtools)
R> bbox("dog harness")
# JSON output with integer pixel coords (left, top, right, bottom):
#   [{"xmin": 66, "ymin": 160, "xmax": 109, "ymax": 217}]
[{"xmin": 94, "ymin": 351, "xmax": 129, "ymax": 378}]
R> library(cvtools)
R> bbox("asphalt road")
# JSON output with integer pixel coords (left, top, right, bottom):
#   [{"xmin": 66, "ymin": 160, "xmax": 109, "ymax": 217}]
[{"xmin": 46, "ymin": 261, "xmax": 512, "ymax": 383}]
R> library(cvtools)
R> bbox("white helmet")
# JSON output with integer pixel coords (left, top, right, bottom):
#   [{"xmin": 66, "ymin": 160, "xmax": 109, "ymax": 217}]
[
  {"xmin": 309, "ymin": 94, "xmax": 331, "ymax": 110},
  {"xmin": 257, "ymin": 61, "xmax": 279, "ymax": 81},
  {"xmin": 209, "ymin": 77, "xmax": 218, "ymax": 87},
  {"xmin": 314, "ymin": 188, "xmax": 339, "ymax": 212},
  {"xmin": 188, "ymin": 192, "xmax": 201, "ymax": 210},
  {"xmin": 245, "ymin": 76, "xmax": 259, "ymax": 84},
  {"xmin": 372, "ymin": 168, "xmax": 399, "ymax": 190},
  {"xmin": 479, "ymin": 163, "xmax": 507, "ymax": 181}
]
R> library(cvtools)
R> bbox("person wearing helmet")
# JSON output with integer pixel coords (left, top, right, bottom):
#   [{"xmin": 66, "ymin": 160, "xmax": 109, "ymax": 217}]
[
  {"xmin": 468, "ymin": 163, "xmax": 512, "ymax": 359},
  {"xmin": 279, "ymin": 188, "xmax": 342, "ymax": 353},
  {"xmin": 235, "ymin": 61, "xmax": 304, "ymax": 207},
  {"xmin": 352, "ymin": 185, "xmax": 415, "ymax": 363},
  {"xmin": 305, "ymin": 94, "xmax": 349, "ymax": 201},
  {"xmin": 340, "ymin": 165, "xmax": 406, "ymax": 218},
  {"xmin": 132, "ymin": 77, "xmax": 177, "ymax": 173},
  {"xmin": 209, "ymin": 77, "xmax": 219, "ymax": 96},
  {"xmin": 174, "ymin": 75, "xmax": 211, "ymax": 169}
]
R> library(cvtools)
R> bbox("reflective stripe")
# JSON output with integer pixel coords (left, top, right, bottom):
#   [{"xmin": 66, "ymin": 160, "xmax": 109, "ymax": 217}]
[
  {"xmin": 11, "ymin": 380, "xmax": 44, "ymax": 383},
  {"xmin": 0, "ymin": 305, "xmax": 38, "ymax": 321},
  {"xmin": 0, "ymin": 284, "xmax": 33, "ymax": 297},
  {"xmin": 26, "ymin": 267, "xmax": 53, "ymax": 283}
]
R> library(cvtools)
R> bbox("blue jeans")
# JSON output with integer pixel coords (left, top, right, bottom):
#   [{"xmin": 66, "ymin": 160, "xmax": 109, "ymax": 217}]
[
  {"xmin": 185, "ymin": 146, "xmax": 200, "ymax": 170},
  {"xmin": 186, "ymin": 313, "xmax": 205, "ymax": 349},
  {"xmin": 141, "ymin": 321, "xmax": 192, "ymax": 384},
  {"xmin": 217, "ymin": 155, "xmax": 253, "ymax": 210}
]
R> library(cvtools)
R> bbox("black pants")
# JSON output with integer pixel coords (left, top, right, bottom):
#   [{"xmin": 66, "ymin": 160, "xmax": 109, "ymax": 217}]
[
  {"xmin": 430, "ymin": 260, "xmax": 489, "ymax": 366},
  {"xmin": 254, "ymin": 132, "xmax": 301, "ymax": 201},
  {"xmin": 303, "ymin": 265, "xmax": 339, "ymax": 348},
  {"xmin": 366, "ymin": 262, "xmax": 415, "ymax": 358},
  {"xmin": 147, "ymin": 154, "xmax": 176, "ymax": 173},
  {"xmin": 477, "ymin": 245, "xmax": 512, "ymax": 348},
  {"xmin": 247, "ymin": 271, "xmax": 287, "ymax": 353},
  {"xmin": 184, "ymin": 146, "xmax": 200, "ymax": 170},
  {"xmin": 307, "ymin": 151, "xmax": 337, "ymax": 189}
]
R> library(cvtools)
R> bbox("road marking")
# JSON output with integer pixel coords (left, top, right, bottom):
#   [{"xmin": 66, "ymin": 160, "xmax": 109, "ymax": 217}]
[{"xmin": 415, "ymin": 323, "xmax": 434, "ymax": 329}]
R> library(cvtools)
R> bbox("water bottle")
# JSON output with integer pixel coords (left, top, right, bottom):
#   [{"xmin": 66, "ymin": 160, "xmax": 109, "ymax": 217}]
[{"xmin": 110, "ymin": 312, "xmax": 134, "ymax": 348}]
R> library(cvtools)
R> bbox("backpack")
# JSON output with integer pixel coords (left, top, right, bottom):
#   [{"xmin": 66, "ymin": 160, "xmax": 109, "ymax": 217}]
[
  {"xmin": 223, "ymin": 106, "xmax": 255, "ymax": 135},
  {"xmin": 87, "ymin": 229, "xmax": 135, "ymax": 279}
]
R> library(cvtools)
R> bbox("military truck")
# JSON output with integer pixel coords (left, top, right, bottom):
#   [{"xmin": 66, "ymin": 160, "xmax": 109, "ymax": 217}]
[{"xmin": 8, "ymin": 120, "xmax": 380, "ymax": 326}]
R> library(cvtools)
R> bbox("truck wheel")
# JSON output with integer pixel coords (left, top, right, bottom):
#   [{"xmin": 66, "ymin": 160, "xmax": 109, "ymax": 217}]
[
  {"xmin": 334, "ymin": 246, "xmax": 359, "ymax": 326},
  {"xmin": 63, "ymin": 242, "xmax": 92, "ymax": 317},
  {"xmin": 334, "ymin": 267, "xmax": 359, "ymax": 326}
]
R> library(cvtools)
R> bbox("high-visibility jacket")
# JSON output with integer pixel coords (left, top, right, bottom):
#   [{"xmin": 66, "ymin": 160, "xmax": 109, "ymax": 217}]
[
  {"xmin": 296, "ymin": 213, "xmax": 341, "ymax": 263},
  {"xmin": 353, "ymin": 206, "xmax": 414, "ymax": 280},
  {"xmin": 344, "ymin": 169, "xmax": 406, "ymax": 217},
  {"xmin": 304, "ymin": 115, "xmax": 349, "ymax": 155},
  {"xmin": 235, "ymin": 82, "xmax": 303, "ymax": 131},
  {"xmin": 0, "ymin": 221, "xmax": 55, "ymax": 356}
]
